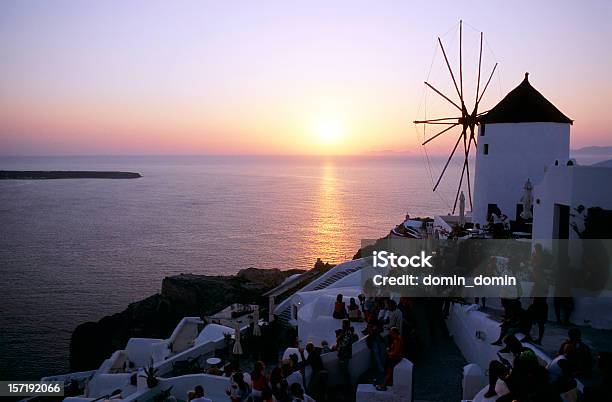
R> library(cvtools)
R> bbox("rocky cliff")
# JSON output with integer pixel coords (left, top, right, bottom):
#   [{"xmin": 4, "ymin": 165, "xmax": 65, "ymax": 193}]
[{"xmin": 69, "ymin": 267, "xmax": 305, "ymax": 371}]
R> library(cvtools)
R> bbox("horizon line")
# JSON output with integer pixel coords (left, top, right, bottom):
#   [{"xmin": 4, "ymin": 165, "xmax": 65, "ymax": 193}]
[{"xmin": 1, "ymin": 146, "xmax": 610, "ymax": 159}]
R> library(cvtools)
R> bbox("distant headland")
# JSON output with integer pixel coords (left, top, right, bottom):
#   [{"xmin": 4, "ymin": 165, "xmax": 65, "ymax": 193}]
[{"xmin": 0, "ymin": 171, "xmax": 142, "ymax": 180}]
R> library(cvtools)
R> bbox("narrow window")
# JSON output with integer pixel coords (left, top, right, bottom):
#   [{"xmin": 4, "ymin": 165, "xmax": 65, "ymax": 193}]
[
  {"xmin": 484, "ymin": 144, "xmax": 489, "ymax": 155},
  {"xmin": 480, "ymin": 124, "xmax": 486, "ymax": 136}
]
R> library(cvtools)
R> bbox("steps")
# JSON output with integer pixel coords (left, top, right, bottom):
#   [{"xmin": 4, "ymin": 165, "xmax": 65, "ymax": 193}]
[
  {"xmin": 277, "ymin": 307, "xmax": 293, "ymax": 326},
  {"xmin": 311, "ymin": 265, "xmax": 362, "ymax": 290},
  {"xmin": 275, "ymin": 263, "xmax": 364, "ymax": 327}
]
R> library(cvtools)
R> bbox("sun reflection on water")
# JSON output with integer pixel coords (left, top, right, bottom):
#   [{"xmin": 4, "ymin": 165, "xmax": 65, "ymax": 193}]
[{"xmin": 303, "ymin": 161, "xmax": 351, "ymax": 264}]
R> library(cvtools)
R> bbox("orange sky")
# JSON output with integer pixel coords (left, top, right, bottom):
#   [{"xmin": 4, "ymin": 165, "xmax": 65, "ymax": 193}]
[{"xmin": 1, "ymin": 1, "xmax": 610, "ymax": 155}]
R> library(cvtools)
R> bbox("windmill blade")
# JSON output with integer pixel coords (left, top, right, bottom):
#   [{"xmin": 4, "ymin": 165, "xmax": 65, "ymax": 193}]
[
  {"xmin": 459, "ymin": 20, "xmax": 463, "ymax": 101},
  {"xmin": 424, "ymin": 82, "xmax": 462, "ymax": 111},
  {"xmin": 432, "ymin": 132, "xmax": 463, "ymax": 191},
  {"xmin": 422, "ymin": 123, "xmax": 459, "ymax": 146},
  {"xmin": 453, "ymin": 131, "xmax": 469, "ymax": 213},
  {"xmin": 465, "ymin": 128, "xmax": 475, "ymax": 209},
  {"xmin": 470, "ymin": 129, "xmax": 478, "ymax": 149},
  {"xmin": 438, "ymin": 37, "xmax": 462, "ymax": 100},
  {"xmin": 418, "ymin": 122, "xmax": 458, "ymax": 125},
  {"xmin": 414, "ymin": 116, "xmax": 461, "ymax": 124},
  {"xmin": 477, "ymin": 63, "xmax": 498, "ymax": 105},
  {"xmin": 475, "ymin": 32, "xmax": 483, "ymax": 105}
]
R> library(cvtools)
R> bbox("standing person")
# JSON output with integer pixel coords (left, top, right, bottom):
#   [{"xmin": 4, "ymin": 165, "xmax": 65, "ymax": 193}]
[
  {"xmin": 282, "ymin": 360, "xmax": 303, "ymax": 389},
  {"xmin": 526, "ymin": 297, "xmax": 548, "ymax": 345},
  {"xmin": 554, "ymin": 249, "xmax": 574, "ymax": 326},
  {"xmin": 334, "ymin": 319, "xmax": 355, "ymax": 391},
  {"xmin": 301, "ymin": 343, "xmax": 324, "ymax": 375},
  {"xmin": 528, "ymin": 244, "xmax": 550, "ymax": 344},
  {"xmin": 301, "ymin": 342, "xmax": 326, "ymax": 400},
  {"xmin": 251, "ymin": 361, "xmax": 270, "ymax": 402},
  {"xmin": 377, "ymin": 298, "xmax": 389, "ymax": 324},
  {"xmin": 490, "ymin": 210, "xmax": 504, "ymax": 238},
  {"xmin": 358, "ymin": 293, "xmax": 366, "ymax": 314},
  {"xmin": 226, "ymin": 372, "xmax": 252, "ymax": 402},
  {"xmin": 553, "ymin": 297, "xmax": 574, "ymax": 325},
  {"xmin": 376, "ymin": 327, "xmax": 404, "ymax": 391},
  {"xmin": 270, "ymin": 366, "xmax": 289, "ymax": 402},
  {"xmin": 385, "ymin": 299, "xmax": 402, "ymax": 332},
  {"xmin": 501, "ymin": 214, "xmax": 511, "ymax": 235},
  {"xmin": 366, "ymin": 314, "xmax": 386, "ymax": 378}
]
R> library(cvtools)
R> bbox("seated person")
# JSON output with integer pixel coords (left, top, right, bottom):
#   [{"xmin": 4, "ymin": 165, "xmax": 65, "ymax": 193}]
[
  {"xmin": 558, "ymin": 328, "xmax": 593, "ymax": 377},
  {"xmin": 358, "ymin": 293, "xmax": 366, "ymax": 311},
  {"xmin": 494, "ymin": 349, "xmax": 555, "ymax": 402},
  {"xmin": 484, "ymin": 335, "xmax": 532, "ymax": 398},
  {"xmin": 333, "ymin": 294, "xmax": 347, "ymax": 319},
  {"xmin": 349, "ymin": 326, "xmax": 358, "ymax": 343},
  {"xmin": 290, "ymin": 382, "xmax": 315, "ymax": 402},
  {"xmin": 547, "ymin": 344, "xmax": 577, "ymax": 395},
  {"xmin": 348, "ymin": 297, "xmax": 362, "ymax": 321},
  {"xmin": 206, "ymin": 366, "xmax": 222, "ymax": 375},
  {"xmin": 491, "ymin": 302, "xmax": 530, "ymax": 347},
  {"xmin": 320, "ymin": 340, "xmax": 331, "ymax": 354},
  {"xmin": 582, "ymin": 351, "xmax": 612, "ymax": 402}
]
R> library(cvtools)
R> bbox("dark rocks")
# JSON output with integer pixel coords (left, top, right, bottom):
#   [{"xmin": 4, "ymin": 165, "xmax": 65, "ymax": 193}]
[
  {"xmin": 69, "ymin": 267, "xmax": 306, "ymax": 372},
  {"xmin": 0, "ymin": 171, "xmax": 142, "ymax": 179}
]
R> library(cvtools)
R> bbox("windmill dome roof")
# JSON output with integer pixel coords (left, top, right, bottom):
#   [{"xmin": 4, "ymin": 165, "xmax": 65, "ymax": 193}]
[{"xmin": 480, "ymin": 73, "xmax": 572, "ymax": 124}]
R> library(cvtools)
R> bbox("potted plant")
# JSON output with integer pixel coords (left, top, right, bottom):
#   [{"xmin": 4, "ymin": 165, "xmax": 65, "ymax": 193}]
[{"xmin": 139, "ymin": 359, "xmax": 159, "ymax": 388}]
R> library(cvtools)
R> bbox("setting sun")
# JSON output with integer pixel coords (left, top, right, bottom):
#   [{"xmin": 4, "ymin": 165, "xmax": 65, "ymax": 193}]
[{"xmin": 315, "ymin": 118, "xmax": 344, "ymax": 144}]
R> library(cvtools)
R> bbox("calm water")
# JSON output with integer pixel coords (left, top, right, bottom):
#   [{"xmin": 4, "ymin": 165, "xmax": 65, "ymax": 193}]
[{"xmin": 3, "ymin": 154, "xmax": 602, "ymax": 380}]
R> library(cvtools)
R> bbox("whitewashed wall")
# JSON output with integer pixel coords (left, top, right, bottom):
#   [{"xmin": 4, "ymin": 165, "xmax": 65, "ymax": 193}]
[
  {"xmin": 532, "ymin": 164, "xmax": 612, "ymax": 241},
  {"xmin": 473, "ymin": 122, "xmax": 570, "ymax": 225}
]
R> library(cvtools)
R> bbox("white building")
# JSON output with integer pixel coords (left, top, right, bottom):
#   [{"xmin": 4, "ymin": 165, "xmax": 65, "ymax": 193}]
[
  {"xmin": 533, "ymin": 160, "xmax": 612, "ymax": 240},
  {"xmin": 473, "ymin": 73, "xmax": 573, "ymax": 225}
]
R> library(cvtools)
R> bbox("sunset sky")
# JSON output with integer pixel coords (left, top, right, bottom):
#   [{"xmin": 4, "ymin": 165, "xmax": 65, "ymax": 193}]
[{"xmin": 1, "ymin": 0, "xmax": 610, "ymax": 155}]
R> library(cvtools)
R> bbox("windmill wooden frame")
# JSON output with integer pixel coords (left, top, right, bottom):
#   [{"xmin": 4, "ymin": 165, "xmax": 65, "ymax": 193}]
[{"xmin": 415, "ymin": 21, "xmax": 497, "ymax": 214}]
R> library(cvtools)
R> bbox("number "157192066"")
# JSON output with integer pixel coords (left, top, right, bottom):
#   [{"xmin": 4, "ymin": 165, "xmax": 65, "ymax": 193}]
[{"xmin": 2, "ymin": 381, "xmax": 63, "ymax": 396}]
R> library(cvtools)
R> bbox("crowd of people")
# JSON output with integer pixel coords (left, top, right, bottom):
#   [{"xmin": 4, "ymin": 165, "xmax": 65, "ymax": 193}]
[
  {"xmin": 184, "ymin": 292, "xmax": 437, "ymax": 401},
  {"xmin": 185, "ymin": 357, "xmax": 318, "ymax": 402},
  {"xmin": 173, "ymin": 289, "xmax": 608, "ymax": 402},
  {"xmin": 180, "ymin": 239, "xmax": 603, "ymax": 402},
  {"xmin": 484, "ymin": 327, "xmax": 596, "ymax": 402},
  {"xmin": 333, "ymin": 290, "xmax": 450, "ymax": 392}
]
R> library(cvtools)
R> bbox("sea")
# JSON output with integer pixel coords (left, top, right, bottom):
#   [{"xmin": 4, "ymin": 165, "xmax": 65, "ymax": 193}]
[{"xmin": 0, "ymin": 154, "xmax": 606, "ymax": 380}]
